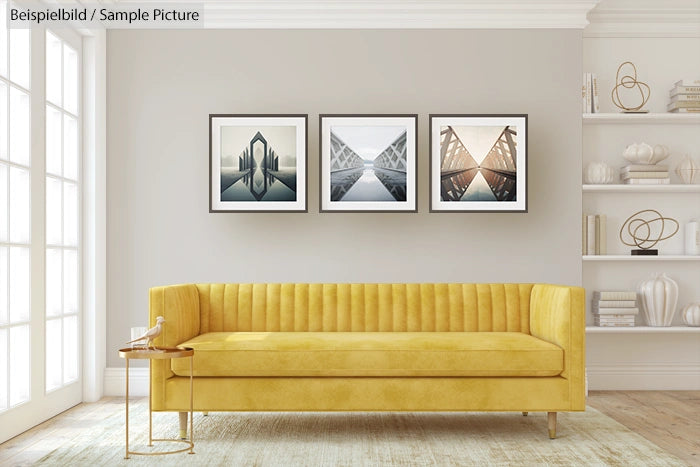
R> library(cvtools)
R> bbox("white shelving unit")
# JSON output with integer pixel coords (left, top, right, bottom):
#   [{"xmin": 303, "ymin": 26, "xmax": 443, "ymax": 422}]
[{"xmin": 582, "ymin": 1, "xmax": 700, "ymax": 390}]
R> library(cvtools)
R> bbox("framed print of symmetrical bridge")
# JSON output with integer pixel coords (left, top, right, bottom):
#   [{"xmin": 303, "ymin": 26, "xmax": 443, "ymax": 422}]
[
  {"xmin": 209, "ymin": 114, "xmax": 308, "ymax": 212},
  {"xmin": 319, "ymin": 114, "xmax": 418, "ymax": 212},
  {"xmin": 429, "ymin": 114, "xmax": 527, "ymax": 213}
]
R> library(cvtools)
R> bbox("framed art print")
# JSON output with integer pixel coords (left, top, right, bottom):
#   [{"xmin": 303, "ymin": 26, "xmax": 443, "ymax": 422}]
[
  {"xmin": 319, "ymin": 114, "xmax": 417, "ymax": 212},
  {"xmin": 429, "ymin": 114, "xmax": 527, "ymax": 212},
  {"xmin": 209, "ymin": 114, "xmax": 307, "ymax": 212}
]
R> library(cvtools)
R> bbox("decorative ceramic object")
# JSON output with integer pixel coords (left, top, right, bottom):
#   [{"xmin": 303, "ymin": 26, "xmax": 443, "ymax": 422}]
[
  {"xmin": 675, "ymin": 155, "xmax": 700, "ymax": 184},
  {"xmin": 638, "ymin": 273, "xmax": 678, "ymax": 326},
  {"xmin": 681, "ymin": 303, "xmax": 700, "ymax": 326},
  {"xmin": 651, "ymin": 144, "xmax": 670, "ymax": 164},
  {"xmin": 611, "ymin": 61, "xmax": 651, "ymax": 112},
  {"xmin": 584, "ymin": 162, "xmax": 616, "ymax": 184},
  {"xmin": 622, "ymin": 142, "xmax": 655, "ymax": 164}
]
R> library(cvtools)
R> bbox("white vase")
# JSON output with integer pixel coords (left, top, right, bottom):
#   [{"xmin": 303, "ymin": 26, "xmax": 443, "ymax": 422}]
[
  {"xmin": 675, "ymin": 155, "xmax": 699, "ymax": 184},
  {"xmin": 638, "ymin": 273, "xmax": 679, "ymax": 327},
  {"xmin": 681, "ymin": 303, "xmax": 700, "ymax": 326},
  {"xmin": 584, "ymin": 162, "xmax": 615, "ymax": 184}
]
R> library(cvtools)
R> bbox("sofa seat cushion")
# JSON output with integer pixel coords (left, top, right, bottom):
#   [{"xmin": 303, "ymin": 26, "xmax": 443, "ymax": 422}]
[{"xmin": 171, "ymin": 332, "xmax": 563, "ymax": 377}]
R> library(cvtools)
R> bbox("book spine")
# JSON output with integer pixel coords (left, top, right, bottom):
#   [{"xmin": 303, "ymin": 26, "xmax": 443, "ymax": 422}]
[
  {"xmin": 594, "ymin": 322, "xmax": 635, "ymax": 327},
  {"xmin": 622, "ymin": 165, "xmax": 669, "ymax": 173},
  {"xmin": 598, "ymin": 214, "xmax": 606, "ymax": 255},
  {"xmin": 587, "ymin": 215, "xmax": 596, "ymax": 255},
  {"xmin": 582, "ymin": 213, "xmax": 587, "ymax": 256},
  {"xmin": 593, "ymin": 307, "xmax": 640, "ymax": 315},
  {"xmin": 592, "ymin": 74, "xmax": 599, "ymax": 113},
  {"xmin": 594, "ymin": 215, "xmax": 600, "ymax": 255},
  {"xmin": 669, "ymin": 85, "xmax": 700, "ymax": 96},
  {"xmin": 597, "ymin": 300, "xmax": 637, "ymax": 307},
  {"xmin": 667, "ymin": 101, "xmax": 700, "ymax": 110},
  {"xmin": 668, "ymin": 108, "xmax": 700, "ymax": 113},
  {"xmin": 669, "ymin": 94, "xmax": 700, "ymax": 103},
  {"xmin": 594, "ymin": 291, "xmax": 637, "ymax": 300},
  {"xmin": 625, "ymin": 178, "xmax": 670, "ymax": 184},
  {"xmin": 673, "ymin": 79, "xmax": 700, "ymax": 87},
  {"xmin": 586, "ymin": 73, "xmax": 592, "ymax": 114},
  {"xmin": 582, "ymin": 73, "xmax": 588, "ymax": 113},
  {"xmin": 622, "ymin": 172, "xmax": 670, "ymax": 179}
]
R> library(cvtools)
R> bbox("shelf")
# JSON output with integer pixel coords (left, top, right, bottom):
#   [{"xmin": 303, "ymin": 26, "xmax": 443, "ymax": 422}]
[
  {"xmin": 587, "ymin": 326, "xmax": 700, "ymax": 333},
  {"xmin": 583, "ymin": 113, "xmax": 700, "ymax": 124},
  {"xmin": 583, "ymin": 184, "xmax": 700, "ymax": 193},
  {"xmin": 583, "ymin": 255, "xmax": 700, "ymax": 261}
]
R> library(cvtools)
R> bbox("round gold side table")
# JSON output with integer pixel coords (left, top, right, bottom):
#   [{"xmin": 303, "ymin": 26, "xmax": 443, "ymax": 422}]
[{"xmin": 118, "ymin": 346, "xmax": 195, "ymax": 459}]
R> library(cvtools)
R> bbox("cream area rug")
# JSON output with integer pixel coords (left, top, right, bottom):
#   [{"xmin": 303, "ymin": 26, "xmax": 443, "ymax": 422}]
[{"xmin": 27, "ymin": 399, "xmax": 685, "ymax": 466}]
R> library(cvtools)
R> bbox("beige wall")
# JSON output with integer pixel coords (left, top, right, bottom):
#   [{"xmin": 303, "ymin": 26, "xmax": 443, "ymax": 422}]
[{"xmin": 107, "ymin": 29, "xmax": 582, "ymax": 366}]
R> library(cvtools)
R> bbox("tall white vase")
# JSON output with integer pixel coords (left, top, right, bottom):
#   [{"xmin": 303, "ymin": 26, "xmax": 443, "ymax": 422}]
[{"xmin": 639, "ymin": 273, "xmax": 678, "ymax": 327}]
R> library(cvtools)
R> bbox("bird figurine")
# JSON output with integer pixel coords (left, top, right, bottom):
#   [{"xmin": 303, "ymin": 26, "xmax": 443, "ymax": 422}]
[{"xmin": 126, "ymin": 316, "xmax": 165, "ymax": 350}]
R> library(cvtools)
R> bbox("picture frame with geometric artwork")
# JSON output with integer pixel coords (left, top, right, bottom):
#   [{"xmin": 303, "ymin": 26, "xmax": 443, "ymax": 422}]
[
  {"xmin": 429, "ymin": 114, "xmax": 527, "ymax": 213},
  {"xmin": 209, "ymin": 114, "xmax": 308, "ymax": 212}
]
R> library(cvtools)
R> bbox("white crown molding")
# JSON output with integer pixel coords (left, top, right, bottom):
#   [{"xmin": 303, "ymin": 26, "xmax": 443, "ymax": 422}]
[
  {"xmin": 585, "ymin": 0, "xmax": 700, "ymax": 37},
  {"xmin": 108, "ymin": 0, "xmax": 601, "ymax": 29}
]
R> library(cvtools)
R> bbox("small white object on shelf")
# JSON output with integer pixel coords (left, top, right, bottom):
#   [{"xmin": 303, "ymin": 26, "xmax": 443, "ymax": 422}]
[
  {"xmin": 686, "ymin": 221, "xmax": 700, "ymax": 255},
  {"xmin": 584, "ymin": 162, "xmax": 615, "ymax": 184},
  {"xmin": 681, "ymin": 303, "xmax": 700, "ymax": 326},
  {"xmin": 675, "ymin": 155, "xmax": 700, "ymax": 184}
]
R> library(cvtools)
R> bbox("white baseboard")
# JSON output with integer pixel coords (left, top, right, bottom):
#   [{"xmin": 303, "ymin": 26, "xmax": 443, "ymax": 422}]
[
  {"xmin": 587, "ymin": 362, "xmax": 700, "ymax": 390},
  {"xmin": 104, "ymin": 364, "xmax": 700, "ymax": 397},
  {"xmin": 104, "ymin": 367, "xmax": 149, "ymax": 396}
]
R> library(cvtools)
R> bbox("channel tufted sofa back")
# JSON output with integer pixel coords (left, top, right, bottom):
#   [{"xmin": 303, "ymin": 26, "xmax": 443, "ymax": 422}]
[{"xmin": 194, "ymin": 283, "xmax": 535, "ymax": 334}]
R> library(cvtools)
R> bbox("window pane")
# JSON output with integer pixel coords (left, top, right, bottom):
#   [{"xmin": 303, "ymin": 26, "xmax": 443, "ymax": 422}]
[
  {"xmin": 9, "ymin": 247, "xmax": 29, "ymax": 323},
  {"xmin": 0, "ymin": 1, "xmax": 7, "ymax": 78},
  {"xmin": 0, "ymin": 246, "xmax": 6, "ymax": 325},
  {"xmin": 9, "ymin": 324, "xmax": 30, "ymax": 406},
  {"xmin": 0, "ymin": 328, "xmax": 6, "ymax": 410},
  {"xmin": 9, "ymin": 87, "xmax": 30, "ymax": 165},
  {"xmin": 45, "ymin": 318, "xmax": 62, "ymax": 392},
  {"xmin": 63, "ymin": 249, "xmax": 77, "ymax": 314},
  {"xmin": 46, "ymin": 248, "xmax": 62, "ymax": 318},
  {"xmin": 46, "ymin": 31, "xmax": 62, "ymax": 107},
  {"xmin": 63, "ymin": 115, "xmax": 78, "ymax": 180},
  {"xmin": 46, "ymin": 176, "xmax": 62, "ymax": 245},
  {"xmin": 9, "ymin": 166, "xmax": 29, "ymax": 243},
  {"xmin": 0, "ymin": 81, "xmax": 7, "ymax": 160},
  {"xmin": 9, "ymin": 29, "xmax": 30, "ymax": 90},
  {"xmin": 63, "ymin": 182, "xmax": 78, "ymax": 246},
  {"xmin": 46, "ymin": 106, "xmax": 62, "ymax": 176},
  {"xmin": 63, "ymin": 315, "xmax": 78, "ymax": 383},
  {"xmin": 64, "ymin": 45, "xmax": 78, "ymax": 115},
  {"xmin": 0, "ymin": 164, "xmax": 7, "ymax": 241}
]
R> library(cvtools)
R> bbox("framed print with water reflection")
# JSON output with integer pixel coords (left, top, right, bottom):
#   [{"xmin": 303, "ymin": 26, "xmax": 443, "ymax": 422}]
[
  {"xmin": 319, "ymin": 115, "xmax": 417, "ymax": 212},
  {"xmin": 210, "ymin": 114, "xmax": 307, "ymax": 212},
  {"xmin": 429, "ymin": 114, "xmax": 527, "ymax": 213}
]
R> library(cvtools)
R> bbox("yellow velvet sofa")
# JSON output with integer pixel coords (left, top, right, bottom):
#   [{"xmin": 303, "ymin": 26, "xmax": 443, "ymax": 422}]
[{"xmin": 149, "ymin": 283, "xmax": 585, "ymax": 439}]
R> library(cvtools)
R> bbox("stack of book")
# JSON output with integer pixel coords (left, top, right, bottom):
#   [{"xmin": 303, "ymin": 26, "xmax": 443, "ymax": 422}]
[
  {"xmin": 592, "ymin": 291, "xmax": 638, "ymax": 327},
  {"xmin": 582, "ymin": 214, "xmax": 606, "ymax": 255},
  {"xmin": 582, "ymin": 73, "xmax": 600, "ymax": 114},
  {"xmin": 621, "ymin": 164, "xmax": 670, "ymax": 185},
  {"xmin": 668, "ymin": 79, "xmax": 700, "ymax": 113}
]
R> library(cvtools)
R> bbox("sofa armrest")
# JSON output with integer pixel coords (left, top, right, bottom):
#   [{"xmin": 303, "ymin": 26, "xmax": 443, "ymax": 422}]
[
  {"xmin": 149, "ymin": 284, "xmax": 200, "ymax": 411},
  {"xmin": 530, "ymin": 284, "xmax": 585, "ymax": 410}
]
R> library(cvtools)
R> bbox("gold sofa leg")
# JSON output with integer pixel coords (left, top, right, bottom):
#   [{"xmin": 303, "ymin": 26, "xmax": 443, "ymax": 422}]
[
  {"xmin": 203, "ymin": 412, "xmax": 209, "ymax": 416},
  {"xmin": 522, "ymin": 412, "xmax": 528, "ymax": 416},
  {"xmin": 548, "ymin": 412, "xmax": 557, "ymax": 439},
  {"xmin": 179, "ymin": 412, "xmax": 188, "ymax": 439}
]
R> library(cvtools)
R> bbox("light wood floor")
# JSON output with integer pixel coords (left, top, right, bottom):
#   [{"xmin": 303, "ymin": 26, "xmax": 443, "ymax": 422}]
[
  {"xmin": 0, "ymin": 391, "xmax": 697, "ymax": 466},
  {"xmin": 587, "ymin": 391, "xmax": 700, "ymax": 467}
]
